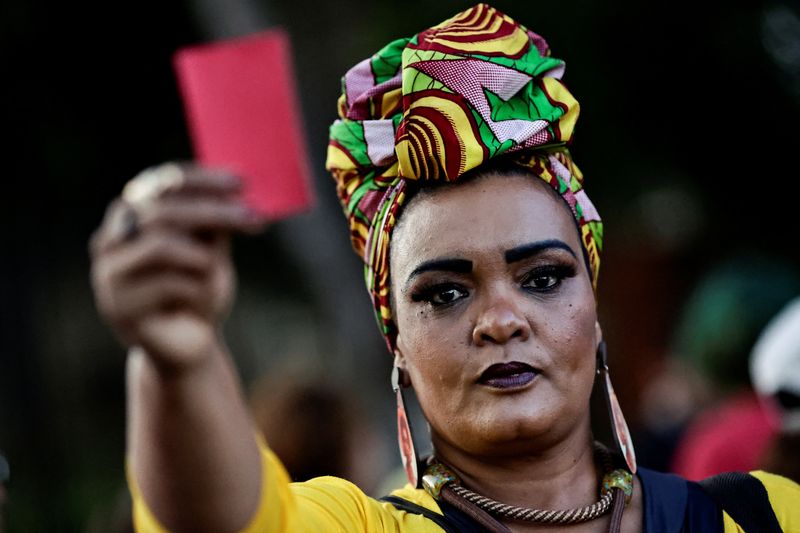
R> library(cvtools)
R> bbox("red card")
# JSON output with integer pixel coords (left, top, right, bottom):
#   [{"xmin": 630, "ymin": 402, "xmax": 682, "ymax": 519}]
[{"xmin": 173, "ymin": 30, "xmax": 314, "ymax": 218}]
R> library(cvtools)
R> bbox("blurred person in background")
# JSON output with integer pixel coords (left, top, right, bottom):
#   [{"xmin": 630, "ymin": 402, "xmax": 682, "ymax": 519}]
[
  {"xmin": 630, "ymin": 357, "xmax": 711, "ymax": 473},
  {"xmin": 248, "ymin": 367, "xmax": 385, "ymax": 490},
  {"xmin": 669, "ymin": 256, "xmax": 800, "ymax": 480},
  {"xmin": 89, "ymin": 4, "xmax": 800, "ymax": 533},
  {"xmin": 751, "ymin": 297, "xmax": 800, "ymax": 483}
]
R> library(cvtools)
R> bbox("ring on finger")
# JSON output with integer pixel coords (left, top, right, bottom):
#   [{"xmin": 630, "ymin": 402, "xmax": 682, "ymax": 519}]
[
  {"xmin": 108, "ymin": 203, "xmax": 141, "ymax": 243},
  {"xmin": 119, "ymin": 205, "xmax": 140, "ymax": 241}
]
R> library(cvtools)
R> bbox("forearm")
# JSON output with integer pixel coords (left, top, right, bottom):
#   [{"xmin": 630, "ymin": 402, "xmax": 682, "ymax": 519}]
[{"xmin": 127, "ymin": 343, "xmax": 261, "ymax": 533}]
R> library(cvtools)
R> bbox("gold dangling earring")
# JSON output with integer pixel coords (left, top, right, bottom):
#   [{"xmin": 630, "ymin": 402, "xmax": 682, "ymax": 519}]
[
  {"xmin": 597, "ymin": 341, "xmax": 637, "ymax": 474},
  {"xmin": 392, "ymin": 365, "xmax": 421, "ymax": 487}
]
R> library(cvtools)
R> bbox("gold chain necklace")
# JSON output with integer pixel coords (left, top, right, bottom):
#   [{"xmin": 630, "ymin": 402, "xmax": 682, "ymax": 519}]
[{"xmin": 422, "ymin": 442, "xmax": 633, "ymax": 526}]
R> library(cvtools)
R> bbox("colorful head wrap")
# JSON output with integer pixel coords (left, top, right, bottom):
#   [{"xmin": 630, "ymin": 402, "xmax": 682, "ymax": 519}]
[{"xmin": 326, "ymin": 3, "xmax": 603, "ymax": 351}]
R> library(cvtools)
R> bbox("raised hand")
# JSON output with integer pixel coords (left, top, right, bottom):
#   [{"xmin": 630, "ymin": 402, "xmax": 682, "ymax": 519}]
[{"xmin": 90, "ymin": 163, "xmax": 265, "ymax": 370}]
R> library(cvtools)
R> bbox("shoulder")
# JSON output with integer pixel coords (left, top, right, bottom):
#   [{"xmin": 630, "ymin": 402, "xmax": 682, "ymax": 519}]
[
  {"xmin": 290, "ymin": 477, "xmax": 439, "ymax": 513},
  {"xmin": 748, "ymin": 471, "xmax": 800, "ymax": 531},
  {"xmin": 749, "ymin": 470, "xmax": 800, "ymax": 497},
  {"xmin": 388, "ymin": 484, "xmax": 442, "ymax": 513},
  {"xmin": 608, "ymin": 467, "xmax": 798, "ymax": 533},
  {"xmin": 253, "ymin": 443, "xmax": 444, "ymax": 532},
  {"xmin": 636, "ymin": 467, "xmax": 723, "ymax": 533},
  {"xmin": 637, "ymin": 466, "xmax": 692, "ymax": 512},
  {"xmin": 692, "ymin": 469, "xmax": 798, "ymax": 533},
  {"xmin": 288, "ymin": 477, "xmax": 445, "ymax": 532}
]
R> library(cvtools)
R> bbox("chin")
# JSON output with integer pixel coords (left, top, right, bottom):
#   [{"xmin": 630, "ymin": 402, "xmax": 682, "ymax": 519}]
[{"xmin": 467, "ymin": 404, "xmax": 563, "ymax": 453}]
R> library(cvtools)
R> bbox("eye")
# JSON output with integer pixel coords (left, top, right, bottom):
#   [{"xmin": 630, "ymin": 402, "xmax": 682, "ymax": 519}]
[
  {"xmin": 522, "ymin": 265, "xmax": 574, "ymax": 292},
  {"xmin": 412, "ymin": 284, "xmax": 469, "ymax": 307},
  {"xmin": 526, "ymin": 273, "xmax": 559, "ymax": 290},
  {"xmin": 431, "ymin": 287, "xmax": 468, "ymax": 305}
]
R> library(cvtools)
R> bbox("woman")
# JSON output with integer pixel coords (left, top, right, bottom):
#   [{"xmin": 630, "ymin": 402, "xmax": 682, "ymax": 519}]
[{"xmin": 90, "ymin": 4, "xmax": 799, "ymax": 533}]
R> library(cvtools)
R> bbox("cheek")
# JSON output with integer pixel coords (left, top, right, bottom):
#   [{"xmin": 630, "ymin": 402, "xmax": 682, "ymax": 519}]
[
  {"xmin": 400, "ymin": 316, "xmax": 461, "ymax": 390},
  {"xmin": 566, "ymin": 302, "xmax": 597, "ymax": 359},
  {"xmin": 395, "ymin": 307, "xmax": 469, "ymax": 416},
  {"xmin": 395, "ymin": 293, "xmax": 467, "ymax": 366},
  {"xmin": 545, "ymin": 295, "xmax": 598, "ymax": 388}
]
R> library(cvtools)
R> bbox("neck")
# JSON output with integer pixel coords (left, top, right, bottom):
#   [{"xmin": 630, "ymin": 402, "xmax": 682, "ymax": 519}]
[{"xmin": 431, "ymin": 424, "xmax": 600, "ymax": 511}]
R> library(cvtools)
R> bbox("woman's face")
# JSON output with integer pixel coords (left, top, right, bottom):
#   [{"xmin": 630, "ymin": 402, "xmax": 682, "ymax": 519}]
[{"xmin": 390, "ymin": 172, "xmax": 600, "ymax": 457}]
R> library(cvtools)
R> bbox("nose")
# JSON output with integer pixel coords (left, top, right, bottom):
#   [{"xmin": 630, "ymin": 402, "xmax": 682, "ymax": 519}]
[{"xmin": 472, "ymin": 294, "xmax": 531, "ymax": 346}]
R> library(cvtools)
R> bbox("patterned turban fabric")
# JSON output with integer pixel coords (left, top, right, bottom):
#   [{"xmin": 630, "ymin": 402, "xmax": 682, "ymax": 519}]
[{"xmin": 326, "ymin": 3, "xmax": 603, "ymax": 351}]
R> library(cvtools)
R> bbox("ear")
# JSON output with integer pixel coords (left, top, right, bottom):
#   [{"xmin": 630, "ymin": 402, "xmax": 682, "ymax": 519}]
[
  {"xmin": 393, "ymin": 334, "xmax": 413, "ymax": 387},
  {"xmin": 595, "ymin": 320, "xmax": 603, "ymax": 349},
  {"xmin": 393, "ymin": 333, "xmax": 407, "ymax": 369}
]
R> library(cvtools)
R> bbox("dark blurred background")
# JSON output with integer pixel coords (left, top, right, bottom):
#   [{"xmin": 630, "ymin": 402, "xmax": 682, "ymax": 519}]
[{"xmin": 2, "ymin": 0, "xmax": 800, "ymax": 531}]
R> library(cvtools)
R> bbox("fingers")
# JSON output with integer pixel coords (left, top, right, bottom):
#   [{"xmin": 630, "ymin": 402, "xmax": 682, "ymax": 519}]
[
  {"xmin": 109, "ymin": 272, "xmax": 210, "ymax": 320},
  {"xmin": 99, "ymin": 229, "xmax": 214, "ymax": 280},
  {"xmin": 136, "ymin": 197, "xmax": 264, "ymax": 235},
  {"xmin": 122, "ymin": 163, "xmax": 242, "ymax": 205},
  {"xmin": 92, "ymin": 231, "xmax": 216, "ymax": 316},
  {"xmin": 162, "ymin": 164, "xmax": 242, "ymax": 197},
  {"xmin": 90, "ymin": 172, "xmax": 266, "ymax": 255},
  {"xmin": 89, "ymin": 162, "xmax": 256, "ymax": 360}
]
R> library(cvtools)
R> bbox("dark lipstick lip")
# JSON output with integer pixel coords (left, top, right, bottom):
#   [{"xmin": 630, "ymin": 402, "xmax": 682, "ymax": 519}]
[
  {"xmin": 479, "ymin": 361, "xmax": 537, "ymax": 380},
  {"xmin": 478, "ymin": 362, "xmax": 539, "ymax": 389}
]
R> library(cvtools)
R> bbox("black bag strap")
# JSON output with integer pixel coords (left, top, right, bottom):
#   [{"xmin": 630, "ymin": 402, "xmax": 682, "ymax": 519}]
[
  {"xmin": 699, "ymin": 472, "xmax": 782, "ymax": 533},
  {"xmin": 380, "ymin": 495, "xmax": 486, "ymax": 533}
]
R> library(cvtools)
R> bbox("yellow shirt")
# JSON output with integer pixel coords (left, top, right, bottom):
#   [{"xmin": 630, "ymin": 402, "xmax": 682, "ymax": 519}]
[
  {"xmin": 722, "ymin": 470, "xmax": 800, "ymax": 532},
  {"xmin": 131, "ymin": 439, "xmax": 445, "ymax": 533},
  {"xmin": 131, "ymin": 439, "xmax": 800, "ymax": 533}
]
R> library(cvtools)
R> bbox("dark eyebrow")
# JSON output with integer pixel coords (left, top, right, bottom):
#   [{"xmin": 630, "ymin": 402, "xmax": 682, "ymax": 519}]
[
  {"xmin": 406, "ymin": 258, "xmax": 473, "ymax": 284},
  {"xmin": 504, "ymin": 239, "xmax": 577, "ymax": 264}
]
